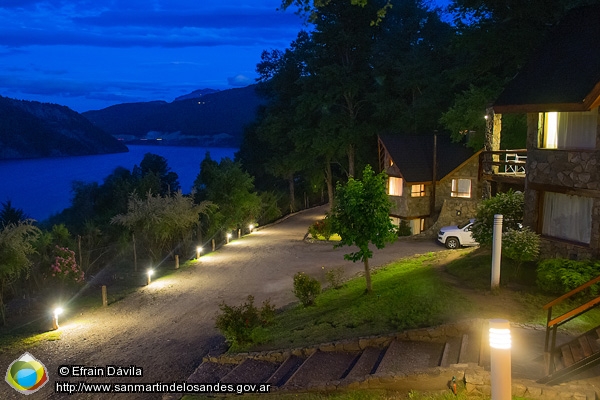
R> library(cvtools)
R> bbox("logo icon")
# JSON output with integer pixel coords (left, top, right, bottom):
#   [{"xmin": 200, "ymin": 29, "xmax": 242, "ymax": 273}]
[{"xmin": 5, "ymin": 352, "xmax": 49, "ymax": 395}]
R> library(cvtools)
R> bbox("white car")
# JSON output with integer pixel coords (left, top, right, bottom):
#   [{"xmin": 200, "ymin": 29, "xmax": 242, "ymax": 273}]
[{"xmin": 437, "ymin": 219, "xmax": 478, "ymax": 249}]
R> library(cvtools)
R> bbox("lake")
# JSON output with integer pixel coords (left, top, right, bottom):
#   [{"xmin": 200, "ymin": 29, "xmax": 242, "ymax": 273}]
[{"xmin": 0, "ymin": 145, "xmax": 237, "ymax": 221}]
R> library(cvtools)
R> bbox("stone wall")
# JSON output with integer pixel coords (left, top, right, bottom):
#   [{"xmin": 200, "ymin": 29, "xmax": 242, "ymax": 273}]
[
  {"xmin": 389, "ymin": 192, "xmax": 430, "ymax": 218},
  {"xmin": 435, "ymin": 155, "xmax": 482, "ymax": 210},
  {"xmin": 527, "ymin": 149, "xmax": 600, "ymax": 189}
]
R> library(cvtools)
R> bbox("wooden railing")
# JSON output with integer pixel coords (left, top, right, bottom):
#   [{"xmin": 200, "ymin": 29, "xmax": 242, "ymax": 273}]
[
  {"xmin": 479, "ymin": 149, "xmax": 527, "ymax": 177},
  {"xmin": 543, "ymin": 275, "xmax": 600, "ymax": 374}
]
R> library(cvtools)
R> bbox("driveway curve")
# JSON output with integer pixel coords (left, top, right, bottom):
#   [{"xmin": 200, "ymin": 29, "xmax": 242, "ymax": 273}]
[{"xmin": 2, "ymin": 205, "xmax": 443, "ymax": 399}]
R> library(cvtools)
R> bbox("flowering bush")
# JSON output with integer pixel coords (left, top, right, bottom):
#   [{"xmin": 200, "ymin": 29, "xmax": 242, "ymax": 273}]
[
  {"xmin": 50, "ymin": 246, "xmax": 84, "ymax": 284},
  {"xmin": 308, "ymin": 218, "xmax": 332, "ymax": 240}
]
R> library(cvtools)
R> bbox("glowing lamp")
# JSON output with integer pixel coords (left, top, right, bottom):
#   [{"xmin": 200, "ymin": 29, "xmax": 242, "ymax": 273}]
[
  {"xmin": 249, "ymin": 224, "xmax": 254, "ymax": 232},
  {"xmin": 196, "ymin": 246, "xmax": 203, "ymax": 259},
  {"xmin": 52, "ymin": 307, "xmax": 64, "ymax": 330},
  {"xmin": 489, "ymin": 319, "xmax": 511, "ymax": 400},
  {"xmin": 147, "ymin": 269, "xmax": 154, "ymax": 285}
]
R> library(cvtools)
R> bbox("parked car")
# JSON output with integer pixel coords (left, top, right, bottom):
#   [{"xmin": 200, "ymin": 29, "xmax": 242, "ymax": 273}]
[{"xmin": 437, "ymin": 219, "xmax": 478, "ymax": 249}]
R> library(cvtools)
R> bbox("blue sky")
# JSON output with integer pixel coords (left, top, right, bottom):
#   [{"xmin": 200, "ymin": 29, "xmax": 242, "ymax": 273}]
[{"xmin": 0, "ymin": 0, "xmax": 450, "ymax": 112}]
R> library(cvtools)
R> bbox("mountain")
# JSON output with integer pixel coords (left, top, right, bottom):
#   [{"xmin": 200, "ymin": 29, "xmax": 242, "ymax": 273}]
[
  {"xmin": 0, "ymin": 96, "xmax": 128, "ymax": 160},
  {"xmin": 83, "ymin": 85, "xmax": 263, "ymax": 147},
  {"xmin": 173, "ymin": 88, "xmax": 220, "ymax": 102}
]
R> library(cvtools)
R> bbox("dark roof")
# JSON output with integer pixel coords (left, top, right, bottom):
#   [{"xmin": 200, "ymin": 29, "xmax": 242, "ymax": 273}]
[
  {"xmin": 379, "ymin": 133, "xmax": 478, "ymax": 183},
  {"xmin": 493, "ymin": 4, "xmax": 600, "ymax": 113}
]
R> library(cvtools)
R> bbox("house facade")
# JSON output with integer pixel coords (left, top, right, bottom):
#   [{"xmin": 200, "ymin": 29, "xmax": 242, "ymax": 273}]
[
  {"xmin": 378, "ymin": 133, "xmax": 481, "ymax": 235},
  {"xmin": 492, "ymin": 5, "xmax": 600, "ymax": 259}
]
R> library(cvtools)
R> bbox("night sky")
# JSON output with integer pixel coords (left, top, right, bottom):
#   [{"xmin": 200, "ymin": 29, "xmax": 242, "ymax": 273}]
[{"xmin": 0, "ymin": 0, "xmax": 450, "ymax": 113}]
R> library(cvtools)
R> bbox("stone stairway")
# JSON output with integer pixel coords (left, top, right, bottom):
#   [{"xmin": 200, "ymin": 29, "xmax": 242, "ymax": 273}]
[{"xmin": 186, "ymin": 320, "xmax": 484, "ymax": 394}]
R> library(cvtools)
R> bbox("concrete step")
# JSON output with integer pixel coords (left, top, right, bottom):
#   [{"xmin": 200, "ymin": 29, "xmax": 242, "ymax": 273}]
[
  {"xmin": 376, "ymin": 340, "xmax": 445, "ymax": 375},
  {"xmin": 266, "ymin": 355, "xmax": 306, "ymax": 387},
  {"xmin": 220, "ymin": 359, "xmax": 281, "ymax": 384},
  {"xmin": 459, "ymin": 325, "xmax": 484, "ymax": 365},
  {"xmin": 440, "ymin": 336, "xmax": 462, "ymax": 367},
  {"xmin": 187, "ymin": 362, "xmax": 236, "ymax": 384},
  {"xmin": 284, "ymin": 350, "xmax": 360, "ymax": 388},
  {"xmin": 345, "ymin": 346, "xmax": 386, "ymax": 380}
]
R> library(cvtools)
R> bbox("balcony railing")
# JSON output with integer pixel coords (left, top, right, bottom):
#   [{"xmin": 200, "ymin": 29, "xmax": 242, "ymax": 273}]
[{"xmin": 479, "ymin": 149, "xmax": 527, "ymax": 181}]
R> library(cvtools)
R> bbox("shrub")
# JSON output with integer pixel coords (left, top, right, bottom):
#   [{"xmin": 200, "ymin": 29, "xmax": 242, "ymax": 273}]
[
  {"xmin": 397, "ymin": 220, "xmax": 412, "ymax": 236},
  {"xmin": 215, "ymin": 295, "xmax": 275, "ymax": 347},
  {"xmin": 293, "ymin": 272, "xmax": 321, "ymax": 306},
  {"xmin": 50, "ymin": 246, "xmax": 84, "ymax": 284},
  {"xmin": 472, "ymin": 190, "xmax": 524, "ymax": 246},
  {"xmin": 536, "ymin": 259, "xmax": 600, "ymax": 296},
  {"xmin": 325, "ymin": 267, "xmax": 345, "ymax": 289},
  {"xmin": 308, "ymin": 218, "xmax": 332, "ymax": 240},
  {"xmin": 502, "ymin": 227, "xmax": 540, "ymax": 276}
]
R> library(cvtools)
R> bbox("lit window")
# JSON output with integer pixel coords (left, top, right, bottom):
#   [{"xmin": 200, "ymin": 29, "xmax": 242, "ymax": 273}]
[
  {"xmin": 388, "ymin": 177, "xmax": 403, "ymax": 196},
  {"xmin": 451, "ymin": 179, "xmax": 471, "ymax": 198},
  {"xmin": 411, "ymin": 184, "xmax": 426, "ymax": 197},
  {"xmin": 542, "ymin": 109, "xmax": 597, "ymax": 149}
]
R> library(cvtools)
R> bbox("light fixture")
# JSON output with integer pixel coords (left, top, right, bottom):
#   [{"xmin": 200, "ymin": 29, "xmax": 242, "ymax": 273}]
[
  {"xmin": 196, "ymin": 246, "xmax": 202, "ymax": 259},
  {"xmin": 52, "ymin": 307, "xmax": 64, "ymax": 330},
  {"xmin": 226, "ymin": 232, "xmax": 232, "ymax": 244},
  {"xmin": 249, "ymin": 224, "xmax": 254, "ymax": 232},
  {"xmin": 147, "ymin": 269, "xmax": 154, "ymax": 285},
  {"xmin": 489, "ymin": 319, "xmax": 511, "ymax": 400}
]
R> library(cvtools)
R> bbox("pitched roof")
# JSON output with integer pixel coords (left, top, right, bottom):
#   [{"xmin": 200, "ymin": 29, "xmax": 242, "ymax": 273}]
[
  {"xmin": 493, "ymin": 4, "xmax": 600, "ymax": 113},
  {"xmin": 379, "ymin": 133, "xmax": 478, "ymax": 183}
]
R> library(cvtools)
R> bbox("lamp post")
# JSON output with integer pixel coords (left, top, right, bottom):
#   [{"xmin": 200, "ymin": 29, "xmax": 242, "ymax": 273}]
[
  {"xmin": 52, "ymin": 307, "xmax": 63, "ymax": 330},
  {"xmin": 489, "ymin": 319, "xmax": 511, "ymax": 400},
  {"xmin": 491, "ymin": 214, "xmax": 503, "ymax": 289},
  {"xmin": 147, "ymin": 269, "xmax": 154, "ymax": 285}
]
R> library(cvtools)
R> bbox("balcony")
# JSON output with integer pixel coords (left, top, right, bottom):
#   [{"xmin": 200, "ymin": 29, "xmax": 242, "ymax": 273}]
[{"xmin": 479, "ymin": 149, "xmax": 527, "ymax": 186}]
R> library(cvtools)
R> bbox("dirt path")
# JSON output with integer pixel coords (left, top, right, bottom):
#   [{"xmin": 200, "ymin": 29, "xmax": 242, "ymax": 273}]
[{"xmin": 1, "ymin": 205, "xmax": 444, "ymax": 400}]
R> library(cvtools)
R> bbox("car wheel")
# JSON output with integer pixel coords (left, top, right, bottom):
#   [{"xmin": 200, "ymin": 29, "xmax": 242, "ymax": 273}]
[{"xmin": 445, "ymin": 237, "xmax": 460, "ymax": 249}]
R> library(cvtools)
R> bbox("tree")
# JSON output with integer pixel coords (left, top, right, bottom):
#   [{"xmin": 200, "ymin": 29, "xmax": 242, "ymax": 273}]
[
  {"xmin": 111, "ymin": 191, "xmax": 211, "ymax": 261},
  {"xmin": 193, "ymin": 154, "xmax": 262, "ymax": 237},
  {"xmin": 0, "ymin": 220, "xmax": 40, "ymax": 325},
  {"xmin": 328, "ymin": 165, "xmax": 396, "ymax": 293},
  {"xmin": 137, "ymin": 153, "xmax": 180, "ymax": 195},
  {"xmin": 0, "ymin": 200, "xmax": 28, "ymax": 227}
]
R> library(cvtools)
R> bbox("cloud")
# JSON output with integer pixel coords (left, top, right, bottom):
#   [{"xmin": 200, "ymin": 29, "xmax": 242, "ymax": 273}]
[{"xmin": 227, "ymin": 75, "xmax": 253, "ymax": 87}]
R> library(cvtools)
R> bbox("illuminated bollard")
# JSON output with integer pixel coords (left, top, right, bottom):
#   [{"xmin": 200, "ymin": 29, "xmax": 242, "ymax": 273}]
[
  {"xmin": 52, "ymin": 307, "xmax": 63, "ymax": 330},
  {"xmin": 102, "ymin": 285, "xmax": 108, "ymax": 307},
  {"xmin": 491, "ymin": 214, "xmax": 503, "ymax": 289},
  {"xmin": 196, "ymin": 246, "xmax": 202, "ymax": 259},
  {"xmin": 226, "ymin": 233, "xmax": 232, "ymax": 244},
  {"xmin": 489, "ymin": 319, "xmax": 511, "ymax": 400},
  {"xmin": 147, "ymin": 269, "xmax": 154, "ymax": 285}
]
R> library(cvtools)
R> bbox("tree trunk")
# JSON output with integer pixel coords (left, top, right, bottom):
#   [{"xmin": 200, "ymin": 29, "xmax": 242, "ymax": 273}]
[
  {"xmin": 363, "ymin": 256, "xmax": 372, "ymax": 293},
  {"xmin": 288, "ymin": 173, "xmax": 295, "ymax": 213},
  {"xmin": 347, "ymin": 144, "xmax": 355, "ymax": 178},
  {"xmin": 325, "ymin": 160, "xmax": 334, "ymax": 207}
]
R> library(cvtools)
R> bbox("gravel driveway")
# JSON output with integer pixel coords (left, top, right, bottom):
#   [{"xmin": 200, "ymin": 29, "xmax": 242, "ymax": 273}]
[{"xmin": 1, "ymin": 205, "xmax": 443, "ymax": 399}]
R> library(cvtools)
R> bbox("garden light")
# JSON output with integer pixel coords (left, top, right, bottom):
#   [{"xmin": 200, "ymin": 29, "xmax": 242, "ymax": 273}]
[
  {"xmin": 196, "ymin": 246, "xmax": 202, "ymax": 259},
  {"xmin": 147, "ymin": 269, "xmax": 154, "ymax": 285},
  {"xmin": 489, "ymin": 319, "xmax": 511, "ymax": 400},
  {"xmin": 226, "ymin": 232, "xmax": 232, "ymax": 244},
  {"xmin": 52, "ymin": 307, "xmax": 64, "ymax": 330},
  {"xmin": 249, "ymin": 224, "xmax": 254, "ymax": 232}
]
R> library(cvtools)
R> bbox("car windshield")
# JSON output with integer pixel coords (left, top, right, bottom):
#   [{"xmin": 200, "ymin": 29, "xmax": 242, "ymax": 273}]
[{"xmin": 457, "ymin": 220, "xmax": 472, "ymax": 229}]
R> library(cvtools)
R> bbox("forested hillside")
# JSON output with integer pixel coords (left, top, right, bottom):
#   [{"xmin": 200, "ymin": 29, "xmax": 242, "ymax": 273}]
[
  {"xmin": 83, "ymin": 85, "xmax": 263, "ymax": 147},
  {"xmin": 0, "ymin": 96, "xmax": 127, "ymax": 160}
]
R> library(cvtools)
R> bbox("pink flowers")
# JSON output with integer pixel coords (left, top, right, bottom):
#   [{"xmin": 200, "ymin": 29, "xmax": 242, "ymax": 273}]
[{"xmin": 50, "ymin": 246, "xmax": 84, "ymax": 284}]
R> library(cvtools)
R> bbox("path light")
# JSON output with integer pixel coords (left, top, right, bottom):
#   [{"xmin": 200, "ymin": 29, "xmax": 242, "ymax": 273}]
[
  {"xmin": 196, "ymin": 246, "xmax": 203, "ymax": 259},
  {"xmin": 226, "ymin": 232, "xmax": 232, "ymax": 244},
  {"xmin": 52, "ymin": 307, "xmax": 64, "ymax": 330},
  {"xmin": 147, "ymin": 269, "xmax": 154, "ymax": 285},
  {"xmin": 248, "ymin": 224, "xmax": 254, "ymax": 233},
  {"xmin": 489, "ymin": 319, "xmax": 511, "ymax": 400}
]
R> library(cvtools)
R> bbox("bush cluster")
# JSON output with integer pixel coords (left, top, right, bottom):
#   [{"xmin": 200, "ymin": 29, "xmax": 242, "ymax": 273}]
[
  {"xmin": 293, "ymin": 272, "xmax": 321, "ymax": 306},
  {"xmin": 325, "ymin": 267, "xmax": 345, "ymax": 289},
  {"xmin": 215, "ymin": 295, "xmax": 275, "ymax": 347},
  {"xmin": 536, "ymin": 259, "xmax": 600, "ymax": 296},
  {"xmin": 308, "ymin": 218, "xmax": 332, "ymax": 240},
  {"xmin": 397, "ymin": 220, "xmax": 412, "ymax": 236}
]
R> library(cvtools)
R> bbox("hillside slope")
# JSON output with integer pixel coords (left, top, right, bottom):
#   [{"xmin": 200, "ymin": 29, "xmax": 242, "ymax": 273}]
[
  {"xmin": 0, "ymin": 96, "xmax": 128, "ymax": 160},
  {"xmin": 83, "ymin": 85, "xmax": 263, "ymax": 147}
]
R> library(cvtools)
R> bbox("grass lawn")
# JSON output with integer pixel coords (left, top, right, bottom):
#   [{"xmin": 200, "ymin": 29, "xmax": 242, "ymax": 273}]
[{"xmin": 236, "ymin": 251, "xmax": 473, "ymax": 352}]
